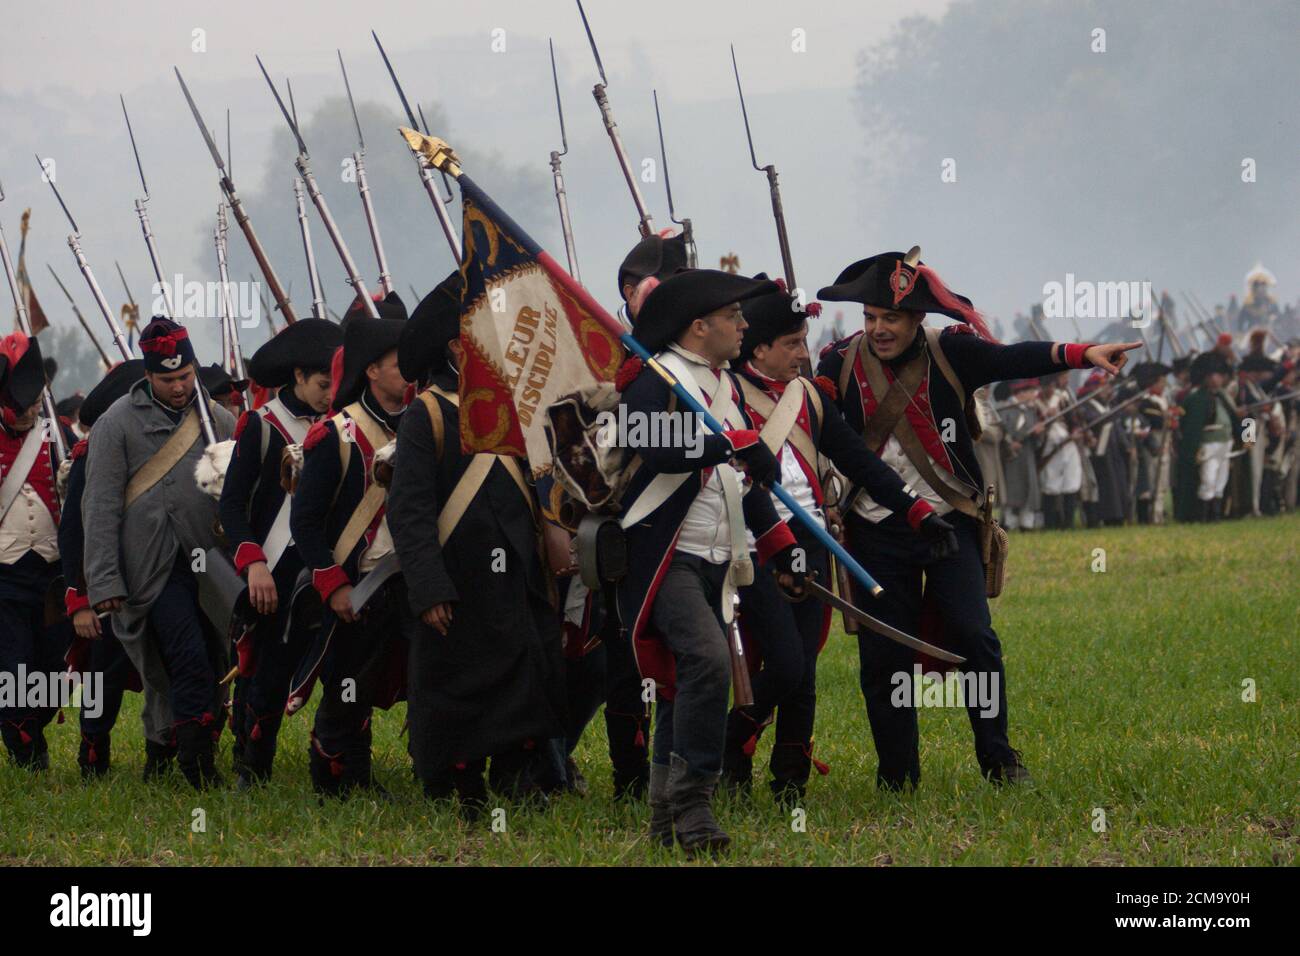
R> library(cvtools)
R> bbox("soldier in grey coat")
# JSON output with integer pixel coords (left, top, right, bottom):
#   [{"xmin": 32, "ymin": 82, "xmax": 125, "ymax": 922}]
[
  {"xmin": 1000, "ymin": 379, "xmax": 1044, "ymax": 530},
  {"xmin": 84, "ymin": 319, "xmax": 235, "ymax": 789}
]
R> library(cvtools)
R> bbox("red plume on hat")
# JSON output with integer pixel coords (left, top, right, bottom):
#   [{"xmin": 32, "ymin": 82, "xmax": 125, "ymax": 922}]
[{"xmin": 911, "ymin": 263, "xmax": 998, "ymax": 343}]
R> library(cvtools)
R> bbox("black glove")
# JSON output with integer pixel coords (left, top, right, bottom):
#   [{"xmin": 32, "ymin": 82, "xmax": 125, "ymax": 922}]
[
  {"xmin": 918, "ymin": 512, "xmax": 958, "ymax": 561},
  {"xmin": 732, "ymin": 439, "xmax": 779, "ymax": 487},
  {"xmin": 769, "ymin": 542, "xmax": 807, "ymax": 597}
]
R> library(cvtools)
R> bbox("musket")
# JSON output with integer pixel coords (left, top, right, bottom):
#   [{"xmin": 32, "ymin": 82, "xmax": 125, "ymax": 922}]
[
  {"xmin": 256, "ymin": 58, "xmax": 380, "ymax": 319},
  {"xmin": 728, "ymin": 599, "xmax": 753, "ymax": 708},
  {"xmin": 47, "ymin": 264, "xmax": 111, "ymax": 369},
  {"xmin": 575, "ymin": 0, "xmax": 655, "ymax": 237},
  {"xmin": 1189, "ymin": 290, "xmax": 1226, "ymax": 336},
  {"xmin": 651, "ymin": 90, "xmax": 697, "ymax": 267},
  {"xmin": 1237, "ymin": 388, "xmax": 1300, "ymax": 414},
  {"xmin": 0, "ymin": 179, "xmax": 67, "ymax": 461},
  {"xmin": 371, "ymin": 31, "xmax": 463, "ymax": 263},
  {"xmin": 338, "ymin": 50, "xmax": 394, "ymax": 296},
  {"xmin": 120, "ymin": 95, "xmax": 175, "ymax": 318},
  {"xmin": 730, "ymin": 45, "xmax": 798, "ymax": 291},
  {"xmin": 34, "ymin": 155, "xmax": 132, "ymax": 361},
  {"xmin": 547, "ymin": 39, "xmax": 582, "ymax": 282},
  {"xmin": 292, "ymin": 179, "xmax": 327, "ymax": 321},
  {"xmin": 215, "ymin": 204, "xmax": 247, "ymax": 383},
  {"xmin": 175, "ymin": 67, "xmax": 297, "ymax": 324}
]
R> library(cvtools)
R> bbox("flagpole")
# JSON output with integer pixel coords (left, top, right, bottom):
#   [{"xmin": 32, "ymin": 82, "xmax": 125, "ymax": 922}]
[{"xmin": 402, "ymin": 129, "xmax": 884, "ymax": 598}]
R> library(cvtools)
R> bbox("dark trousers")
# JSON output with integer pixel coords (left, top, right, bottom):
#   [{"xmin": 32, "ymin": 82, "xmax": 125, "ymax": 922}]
[
  {"xmin": 148, "ymin": 562, "xmax": 220, "ymax": 725},
  {"xmin": 78, "ymin": 621, "xmax": 132, "ymax": 737},
  {"xmin": 1041, "ymin": 493, "xmax": 1079, "ymax": 530},
  {"xmin": 737, "ymin": 539, "xmax": 830, "ymax": 750},
  {"xmin": 845, "ymin": 511, "xmax": 1015, "ymax": 788},
  {"xmin": 648, "ymin": 555, "xmax": 731, "ymax": 775},
  {"xmin": 0, "ymin": 553, "xmax": 64, "ymax": 740}
]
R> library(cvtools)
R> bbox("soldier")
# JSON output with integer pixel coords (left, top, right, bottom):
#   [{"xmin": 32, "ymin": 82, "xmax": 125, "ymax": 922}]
[
  {"xmin": 1129, "ymin": 362, "xmax": 1173, "ymax": 525},
  {"xmin": 1037, "ymin": 374, "xmax": 1085, "ymax": 530},
  {"xmin": 724, "ymin": 282, "xmax": 955, "ymax": 804},
  {"xmin": 0, "ymin": 332, "xmax": 74, "ymax": 768},
  {"xmin": 1174, "ymin": 351, "xmax": 1237, "ymax": 522},
  {"xmin": 1077, "ymin": 372, "xmax": 1131, "ymax": 528},
  {"xmin": 616, "ymin": 232, "xmax": 690, "ymax": 326},
  {"xmin": 219, "ymin": 319, "xmax": 341, "ymax": 787},
  {"xmin": 999, "ymin": 379, "xmax": 1043, "ymax": 531},
  {"xmin": 200, "ymin": 364, "xmax": 248, "ymax": 415},
  {"xmin": 615, "ymin": 269, "xmax": 806, "ymax": 854},
  {"xmin": 288, "ymin": 298, "xmax": 411, "ymax": 798},
  {"xmin": 815, "ymin": 249, "xmax": 1139, "ymax": 790},
  {"xmin": 60, "ymin": 360, "xmax": 147, "ymax": 777},
  {"xmin": 83, "ymin": 318, "xmax": 237, "ymax": 790},
  {"xmin": 388, "ymin": 271, "xmax": 565, "ymax": 815}
]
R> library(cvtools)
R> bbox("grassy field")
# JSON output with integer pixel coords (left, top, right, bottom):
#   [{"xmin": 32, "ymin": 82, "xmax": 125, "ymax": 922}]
[{"xmin": 2, "ymin": 514, "xmax": 1296, "ymax": 866}]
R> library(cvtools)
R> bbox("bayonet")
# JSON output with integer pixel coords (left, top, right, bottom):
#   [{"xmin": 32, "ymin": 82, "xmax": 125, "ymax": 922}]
[
  {"xmin": 575, "ymin": 0, "xmax": 655, "ymax": 237},
  {"xmin": 175, "ymin": 66, "xmax": 297, "ymax": 323},
  {"xmin": 255, "ymin": 54, "xmax": 379, "ymax": 318},
  {"xmin": 652, "ymin": 90, "xmax": 697, "ymax": 267},
  {"xmin": 121, "ymin": 95, "xmax": 174, "ymax": 315},
  {"xmin": 215, "ymin": 203, "xmax": 247, "ymax": 384},
  {"xmin": 0, "ymin": 179, "xmax": 68, "ymax": 461},
  {"xmin": 548, "ymin": 39, "xmax": 582, "ymax": 282},
  {"xmin": 372, "ymin": 31, "xmax": 462, "ymax": 262},
  {"xmin": 47, "ymin": 264, "xmax": 111, "ymax": 368},
  {"xmin": 339, "ymin": 50, "xmax": 394, "ymax": 296},
  {"xmin": 252, "ymin": 273, "xmax": 278, "ymax": 334}
]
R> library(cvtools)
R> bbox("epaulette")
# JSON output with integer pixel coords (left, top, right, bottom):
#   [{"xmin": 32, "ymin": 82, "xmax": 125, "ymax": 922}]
[
  {"xmin": 232, "ymin": 409, "xmax": 254, "ymax": 442},
  {"xmin": 71, "ymin": 438, "xmax": 89, "ymax": 461},
  {"xmin": 941, "ymin": 322, "xmax": 976, "ymax": 337},
  {"xmin": 303, "ymin": 419, "xmax": 333, "ymax": 453},
  {"xmin": 813, "ymin": 375, "xmax": 838, "ymax": 401},
  {"xmin": 819, "ymin": 333, "xmax": 856, "ymax": 360},
  {"xmin": 614, "ymin": 355, "xmax": 644, "ymax": 392}
]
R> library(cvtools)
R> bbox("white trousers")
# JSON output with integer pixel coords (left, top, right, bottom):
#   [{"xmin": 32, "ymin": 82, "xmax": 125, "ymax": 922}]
[{"xmin": 1198, "ymin": 440, "xmax": 1232, "ymax": 500}]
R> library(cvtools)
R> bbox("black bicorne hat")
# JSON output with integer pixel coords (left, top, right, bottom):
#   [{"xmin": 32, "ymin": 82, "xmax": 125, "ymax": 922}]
[
  {"xmin": 1190, "ymin": 350, "xmax": 1231, "ymax": 385},
  {"xmin": 247, "ymin": 318, "xmax": 344, "ymax": 389},
  {"xmin": 79, "ymin": 359, "xmax": 146, "ymax": 428},
  {"xmin": 0, "ymin": 332, "xmax": 46, "ymax": 413},
  {"xmin": 617, "ymin": 232, "xmax": 691, "ymax": 298},
  {"xmin": 634, "ymin": 269, "xmax": 779, "ymax": 353},
  {"xmin": 1238, "ymin": 353, "xmax": 1277, "ymax": 374},
  {"xmin": 400, "ymin": 270, "xmax": 464, "ymax": 384},
  {"xmin": 1130, "ymin": 361, "xmax": 1173, "ymax": 389},
  {"xmin": 738, "ymin": 274, "xmax": 812, "ymax": 363},
  {"xmin": 199, "ymin": 363, "xmax": 248, "ymax": 398},
  {"xmin": 342, "ymin": 291, "xmax": 409, "ymax": 327},
  {"xmin": 333, "ymin": 315, "xmax": 408, "ymax": 408}
]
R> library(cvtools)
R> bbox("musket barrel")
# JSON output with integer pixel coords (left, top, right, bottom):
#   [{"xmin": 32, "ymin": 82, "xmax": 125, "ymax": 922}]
[
  {"xmin": 354, "ymin": 153, "xmax": 394, "ymax": 296},
  {"xmin": 224, "ymin": 181, "xmax": 297, "ymax": 324},
  {"xmin": 417, "ymin": 164, "xmax": 463, "ymax": 264},
  {"xmin": 68, "ymin": 234, "xmax": 132, "ymax": 362},
  {"xmin": 133, "ymin": 199, "xmax": 175, "ymax": 319},
  {"xmin": 296, "ymin": 158, "xmax": 379, "ymax": 319},
  {"xmin": 293, "ymin": 178, "xmax": 327, "ymax": 320},
  {"xmin": 215, "ymin": 207, "xmax": 247, "ymax": 383},
  {"xmin": 593, "ymin": 85, "xmax": 654, "ymax": 238},
  {"xmin": 550, "ymin": 152, "xmax": 581, "ymax": 282}
]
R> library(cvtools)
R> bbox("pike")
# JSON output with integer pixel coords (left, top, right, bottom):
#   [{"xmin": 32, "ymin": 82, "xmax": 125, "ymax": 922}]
[
  {"xmin": 800, "ymin": 575, "xmax": 966, "ymax": 664},
  {"xmin": 651, "ymin": 90, "xmax": 697, "ymax": 267},
  {"xmin": 120, "ymin": 95, "xmax": 175, "ymax": 318},
  {"xmin": 405, "ymin": 127, "xmax": 889, "ymax": 602},
  {"xmin": 0, "ymin": 179, "xmax": 67, "ymax": 462},
  {"xmin": 175, "ymin": 67, "xmax": 298, "ymax": 324},
  {"xmin": 46, "ymin": 264, "xmax": 111, "ymax": 369},
  {"xmin": 256, "ymin": 56, "xmax": 380, "ymax": 319},
  {"xmin": 338, "ymin": 50, "xmax": 394, "ymax": 296},
  {"xmin": 215, "ymin": 204, "xmax": 247, "ymax": 383},
  {"xmin": 371, "ymin": 31, "xmax": 463, "ymax": 263},
  {"xmin": 547, "ymin": 39, "xmax": 582, "ymax": 282},
  {"xmin": 33, "ymin": 155, "xmax": 131, "ymax": 362},
  {"xmin": 575, "ymin": 0, "xmax": 654, "ymax": 237}
]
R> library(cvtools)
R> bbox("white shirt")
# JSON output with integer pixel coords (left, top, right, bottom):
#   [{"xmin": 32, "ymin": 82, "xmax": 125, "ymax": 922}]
[
  {"xmin": 359, "ymin": 515, "xmax": 395, "ymax": 573},
  {"xmin": 852, "ymin": 434, "xmax": 951, "ymax": 523}
]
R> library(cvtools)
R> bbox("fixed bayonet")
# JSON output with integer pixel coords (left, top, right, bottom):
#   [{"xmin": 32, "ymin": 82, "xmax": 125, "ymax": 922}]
[
  {"xmin": 372, "ymin": 31, "xmax": 462, "ymax": 263},
  {"xmin": 339, "ymin": 50, "xmax": 394, "ymax": 296},
  {"xmin": 652, "ymin": 90, "xmax": 697, "ymax": 267},
  {"xmin": 548, "ymin": 39, "xmax": 582, "ymax": 282},
  {"xmin": 47, "ymin": 264, "xmax": 111, "ymax": 368},
  {"xmin": 120, "ymin": 95, "xmax": 175, "ymax": 318},
  {"xmin": 215, "ymin": 204, "xmax": 247, "ymax": 383},
  {"xmin": 175, "ymin": 67, "xmax": 297, "ymax": 324},
  {"xmin": 576, "ymin": 0, "xmax": 654, "ymax": 237},
  {"xmin": 256, "ymin": 55, "xmax": 379, "ymax": 319},
  {"xmin": 0, "ymin": 179, "xmax": 67, "ymax": 461}
]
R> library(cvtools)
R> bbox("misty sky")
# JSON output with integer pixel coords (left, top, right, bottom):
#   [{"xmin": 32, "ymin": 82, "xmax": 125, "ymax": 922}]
[{"xmin": 3, "ymin": 0, "xmax": 1295, "ymax": 395}]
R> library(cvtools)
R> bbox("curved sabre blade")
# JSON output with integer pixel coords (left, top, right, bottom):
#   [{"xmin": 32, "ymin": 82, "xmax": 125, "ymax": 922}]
[{"xmin": 801, "ymin": 577, "xmax": 966, "ymax": 665}]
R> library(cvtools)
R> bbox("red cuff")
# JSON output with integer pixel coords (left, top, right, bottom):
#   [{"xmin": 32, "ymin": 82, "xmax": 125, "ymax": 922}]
[
  {"xmin": 312, "ymin": 565, "xmax": 350, "ymax": 601},
  {"xmin": 906, "ymin": 499, "xmax": 935, "ymax": 531},
  {"xmin": 234, "ymin": 542, "xmax": 269, "ymax": 576},
  {"xmin": 724, "ymin": 429, "xmax": 761, "ymax": 453},
  {"xmin": 754, "ymin": 521, "xmax": 797, "ymax": 564},
  {"xmin": 1063, "ymin": 343, "xmax": 1093, "ymax": 369},
  {"xmin": 64, "ymin": 587, "xmax": 90, "ymax": 616}
]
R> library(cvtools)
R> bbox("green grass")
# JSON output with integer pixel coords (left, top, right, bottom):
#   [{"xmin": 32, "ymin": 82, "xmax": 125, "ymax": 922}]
[{"xmin": 2, "ymin": 515, "xmax": 1296, "ymax": 866}]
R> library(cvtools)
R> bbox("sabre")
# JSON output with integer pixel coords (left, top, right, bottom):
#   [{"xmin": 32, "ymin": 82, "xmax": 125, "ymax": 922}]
[
  {"xmin": 548, "ymin": 39, "xmax": 582, "ymax": 282},
  {"xmin": 799, "ymin": 575, "xmax": 965, "ymax": 665},
  {"xmin": 215, "ymin": 204, "xmax": 247, "ymax": 383},
  {"xmin": 405, "ymin": 127, "xmax": 886, "ymax": 600},
  {"xmin": 652, "ymin": 90, "xmax": 697, "ymax": 267},
  {"xmin": 46, "ymin": 264, "xmax": 111, "ymax": 369},
  {"xmin": 371, "ymin": 31, "xmax": 462, "ymax": 263},
  {"xmin": 120, "ymin": 95, "xmax": 175, "ymax": 318},
  {"xmin": 338, "ymin": 50, "xmax": 394, "ymax": 296},
  {"xmin": 175, "ymin": 67, "xmax": 297, "ymax": 324},
  {"xmin": 575, "ymin": 0, "xmax": 655, "ymax": 237},
  {"xmin": 0, "ymin": 179, "xmax": 67, "ymax": 461},
  {"xmin": 33, "ymin": 155, "xmax": 132, "ymax": 361},
  {"xmin": 256, "ymin": 57, "xmax": 380, "ymax": 319},
  {"xmin": 730, "ymin": 45, "xmax": 797, "ymax": 293}
]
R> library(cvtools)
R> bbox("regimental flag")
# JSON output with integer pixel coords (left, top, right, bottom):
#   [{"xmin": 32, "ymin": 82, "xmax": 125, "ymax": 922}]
[
  {"xmin": 14, "ymin": 210, "xmax": 49, "ymax": 335},
  {"xmin": 456, "ymin": 173, "xmax": 624, "ymax": 472}
]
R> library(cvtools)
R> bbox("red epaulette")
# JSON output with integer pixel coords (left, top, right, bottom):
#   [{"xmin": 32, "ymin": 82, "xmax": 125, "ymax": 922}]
[
  {"xmin": 232, "ymin": 410, "xmax": 253, "ymax": 442},
  {"xmin": 818, "ymin": 335, "xmax": 853, "ymax": 360},
  {"xmin": 813, "ymin": 375, "xmax": 838, "ymax": 401},
  {"xmin": 614, "ymin": 356, "xmax": 644, "ymax": 392},
  {"xmin": 303, "ymin": 419, "xmax": 333, "ymax": 452},
  {"xmin": 941, "ymin": 323, "xmax": 975, "ymax": 336}
]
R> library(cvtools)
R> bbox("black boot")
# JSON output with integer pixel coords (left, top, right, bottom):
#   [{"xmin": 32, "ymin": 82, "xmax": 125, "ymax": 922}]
[
  {"xmin": 604, "ymin": 710, "xmax": 650, "ymax": 800},
  {"xmin": 1, "ymin": 720, "xmax": 48, "ymax": 771},
  {"xmin": 175, "ymin": 719, "xmax": 223, "ymax": 791},
  {"xmin": 984, "ymin": 749, "xmax": 1034, "ymax": 787},
  {"xmin": 489, "ymin": 744, "xmax": 547, "ymax": 807},
  {"xmin": 78, "ymin": 732, "xmax": 112, "ymax": 779},
  {"xmin": 668, "ymin": 753, "xmax": 730, "ymax": 856},
  {"xmin": 722, "ymin": 706, "xmax": 765, "ymax": 796},
  {"xmin": 769, "ymin": 741, "xmax": 821, "ymax": 809},
  {"xmin": 309, "ymin": 736, "xmax": 344, "ymax": 799},
  {"xmin": 452, "ymin": 760, "xmax": 490, "ymax": 822},
  {"xmin": 647, "ymin": 761, "xmax": 673, "ymax": 848},
  {"xmin": 143, "ymin": 738, "xmax": 177, "ymax": 781},
  {"xmin": 236, "ymin": 710, "xmax": 283, "ymax": 790}
]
